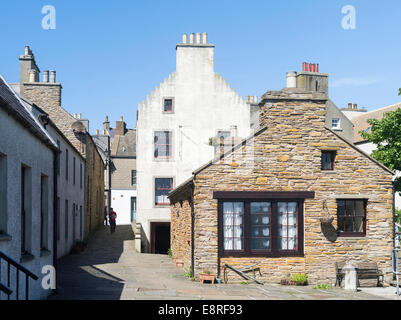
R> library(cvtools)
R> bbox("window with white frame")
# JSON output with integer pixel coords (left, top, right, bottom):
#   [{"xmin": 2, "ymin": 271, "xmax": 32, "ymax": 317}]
[
  {"xmin": 155, "ymin": 178, "xmax": 173, "ymax": 206},
  {"xmin": 332, "ymin": 118, "xmax": 341, "ymax": 130},
  {"xmin": 154, "ymin": 131, "xmax": 172, "ymax": 160}
]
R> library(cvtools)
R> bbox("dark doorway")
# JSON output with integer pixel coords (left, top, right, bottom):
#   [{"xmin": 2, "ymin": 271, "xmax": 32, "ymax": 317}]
[{"xmin": 151, "ymin": 222, "xmax": 170, "ymax": 254}]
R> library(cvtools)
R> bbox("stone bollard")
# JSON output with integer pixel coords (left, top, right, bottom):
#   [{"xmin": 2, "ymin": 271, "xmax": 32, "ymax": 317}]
[{"xmin": 342, "ymin": 261, "xmax": 358, "ymax": 292}]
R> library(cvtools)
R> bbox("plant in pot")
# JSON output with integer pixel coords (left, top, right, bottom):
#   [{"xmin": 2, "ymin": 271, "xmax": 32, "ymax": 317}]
[{"xmin": 199, "ymin": 269, "xmax": 216, "ymax": 284}]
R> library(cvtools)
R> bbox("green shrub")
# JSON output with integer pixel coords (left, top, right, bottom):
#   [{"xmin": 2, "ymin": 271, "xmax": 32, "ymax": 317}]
[
  {"xmin": 291, "ymin": 274, "xmax": 308, "ymax": 285},
  {"xmin": 167, "ymin": 248, "xmax": 173, "ymax": 258},
  {"xmin": 313, "ymin": 284, "xmax": 333, "ymax": 290}
]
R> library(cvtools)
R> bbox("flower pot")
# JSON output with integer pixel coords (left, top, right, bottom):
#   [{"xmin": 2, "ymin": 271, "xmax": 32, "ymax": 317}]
[
  {"xmin": 176, "ymin": 261, "xmax": 184, "ymax": 268},
  {"xmin": 199, "ymin": 273, "xmax": 216, "ymax": 284}
]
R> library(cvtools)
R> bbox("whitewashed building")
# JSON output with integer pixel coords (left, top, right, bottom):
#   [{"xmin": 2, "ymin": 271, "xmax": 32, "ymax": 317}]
[
  {"xmin": 0, "ymin": 75, "xmax": 58, "ymax": 300},
  {"xmin": 136, "ymin": 33, "xmax": 253, "ymax": 253},
  {"xmin": 348, "ymin": 102, "xmax": 401, "ymax": 208},
  {"xmin": 24, "ymin": 99, "xmax": 86, "ymax": 258}
]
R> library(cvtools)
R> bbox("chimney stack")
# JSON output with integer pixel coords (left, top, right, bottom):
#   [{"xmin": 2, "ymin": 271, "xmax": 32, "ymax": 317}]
[
  {"xmin": 202, "ymin": 32, "xmax": 208, "ymax": 44},
  {"xmin": 115, "ymin": 116, "xmax": 126, "ymax": 136},
  {"xmin": 49, "ymin": 70, "xmax": 56, "ymax": 83},
  {"xmin": 95, "ymin": 129, "xmax": 99, "ymax": 135},
  {"xmin": 74, "ymin": 113, "xmax": 77, "ymax": 119},
  {"xmin": 286, "ymin": 71, "xmax": 298, "ymax": 88},
  {"xmin": 43, "ymin": 70, "xmax": 49, "ymax": 83},
  {"xmin": 24, "ymin": 46, "xmax": 30, "ymax": 56},
  {"xmin": 78, "ymin": 113, "xmax": 82, "ymax": 119},
  {"xmin": 28, "ymin": 70, "xmax": 36, "ymax": 82}
]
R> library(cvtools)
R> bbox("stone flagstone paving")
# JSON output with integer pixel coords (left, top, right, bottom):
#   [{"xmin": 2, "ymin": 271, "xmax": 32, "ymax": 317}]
[{"xmin": 48, "ymin": 225, "xmax": 400, "ymax": 300}]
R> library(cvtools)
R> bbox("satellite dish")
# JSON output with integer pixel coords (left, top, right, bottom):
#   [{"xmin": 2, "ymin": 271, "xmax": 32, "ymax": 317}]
[{"xmin": 71, "ymin": 120, "xmax": 86, "ymax": 133}]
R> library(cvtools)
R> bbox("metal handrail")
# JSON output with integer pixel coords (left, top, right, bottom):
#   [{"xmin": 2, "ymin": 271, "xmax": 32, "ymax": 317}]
[
  {"xmin": 0, "ymin": 251, "xmax": 38, "ymax": 280},
  {"xmin": 0, "ymin": 282, "xmax": 12, "ymax": 296},
  {"xmin": 0, "ymin": 251, "xmax": 39, "ymax": 300}
]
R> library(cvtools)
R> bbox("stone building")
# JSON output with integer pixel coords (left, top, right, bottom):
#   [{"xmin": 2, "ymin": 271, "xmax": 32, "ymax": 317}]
[
  {"xmin": 0, "ymin": 75, "xmax": 58, "ymax": 300},
  {"xmin": 12, "ymin": 46, "xmax": 105, "ymax": 241},
  {"xmin": 93, "ymin": 116, "xmax": 137, "ymax": 225},
  {"xmin": 169, "ymin": 68, "xmax": 394, "ymax": 285},
  {"xmin": 136, "ymin": 33, "xmax": 253, "ymax": 253}
]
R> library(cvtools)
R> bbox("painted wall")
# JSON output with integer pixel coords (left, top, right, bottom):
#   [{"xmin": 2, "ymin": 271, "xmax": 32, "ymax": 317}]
[
  {"xmin": 136, "ymin": 37, "xmax": 252, "ymax": 252},
  {"xmin": 0, "ymin": 108, "xmax": 55, "ymax": 300},
  {"xmin": 111, "ymin": 189, "xmax": 137, "ymax": 225}
]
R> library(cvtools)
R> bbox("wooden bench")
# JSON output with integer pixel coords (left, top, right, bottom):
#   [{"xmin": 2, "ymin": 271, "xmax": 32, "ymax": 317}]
[{"xmin": 335, "ymin": 261, "xmax": 384, "ymax": 287}]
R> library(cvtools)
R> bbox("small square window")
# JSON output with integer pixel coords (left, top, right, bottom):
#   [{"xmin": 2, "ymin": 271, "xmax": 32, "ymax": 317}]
[
  {"xmin": 332, "ymin": 118, "xmax": 341, "ymax": 130},
  {"xmin": 217, "ymin": 131, "xmax": 231, "ymax": 141},
  {"xmin": 337, "ymin": 199, "xmax": 366, "ymax": 236},
  {"xmin": 163, "ymin": 99, "xmax": 174, "ymax": 113},
  {"xmin": 131, "ymin": 170, "xmax": 137, "ymax": 186},
  {"xmin": 321, "ymin": 151, "xmax": 336, "ymax": 171}
]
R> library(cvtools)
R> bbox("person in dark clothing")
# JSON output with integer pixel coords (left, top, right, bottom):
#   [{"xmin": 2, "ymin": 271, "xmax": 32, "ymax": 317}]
[{"xmin": 109, "ymin": 208, "xmax": 117, "ymax": 234}]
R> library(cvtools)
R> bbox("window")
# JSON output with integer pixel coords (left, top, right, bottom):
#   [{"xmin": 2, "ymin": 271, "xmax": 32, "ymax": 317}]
[
  {"xmin": 217, "ymin": 131, "xmax": 231, "ymax": 141},
  {"xmin": 332, "ymin": 118, "xmax": 341, "ymax": 130},
  {"xmin": 131, "ymin": 197, "xmax": 137, "ymax": 222},
  {"xmin": 131, "ymin": 170, "xmax": 137, "ymax": 186},
  {"xmin": 321, "ymin": 151, "xmax": 336, "ymax": 171},
  {"xmin": 65, "ymin": 199, "xmax": 69, "ymax": 240},
  {"xmin": 219, "ymin": 199, "xmax": 303, "ymax": 257},
  {"xmin": 337, "ymin": 199, "xmax": 366, "ymax": 237},
  {"xmin": 154, "ymin": 131, "xmax": 172, "ymax": 159},
  {"xmin": 40, "ymin": 175, "xmax": 49, "ymax": 250},
  {"xmin": 80, "ymin": 163, "xmax": 83, "ymax": 189},
  {"xmin": 0, "ymin": 154, "xmax": 7, "ymax": 234},
  {"xmin": 65, "ymin": 149, "xmax": 69, "ymax": 181},
  {"xmin": 73, "ymin": 157, "xmax": 76, "ymax": 185},
  {"xmin": 155, "ymin": 178, "xmax": 173, "ymax": 206},
  {"xmin": 163, "ymin": 98, "xmax": 174, "ymax": 113},
  {"xmin": 21, "ymin": 166, "xmax": 32, "ymax": 255}
]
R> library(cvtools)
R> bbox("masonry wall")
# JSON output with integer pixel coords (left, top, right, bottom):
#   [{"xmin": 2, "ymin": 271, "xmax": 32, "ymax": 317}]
[
  {"xmin": 170, "ymin": 200, "xmax": 192, "ymax": 272},
  {"xmin": 191, "ymin": 90, "xmax": 394, "ymax": 285},
  {"xmin": 0, "ymin": 108, "xmax": 54, "ymax": 300}
]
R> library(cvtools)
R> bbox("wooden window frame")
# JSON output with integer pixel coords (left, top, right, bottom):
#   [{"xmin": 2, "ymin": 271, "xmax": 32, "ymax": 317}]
[
  {"xmin": 155, "ymin": 177, "xmax": 174, "ymax": 206},
  {"xmin": 321, "ymin": 151, "xmax": 336, "ymax": 171},
  {"xmin": 162, "ymin": 98, "xmax": 174, "ymax": 114},
  {"xmin": 337, "ymin": 199, "xmax": 367, "ymax": 237},
  {"xmin": 218, "ymin": 198, "xmax": 304, "ymax": 258}
]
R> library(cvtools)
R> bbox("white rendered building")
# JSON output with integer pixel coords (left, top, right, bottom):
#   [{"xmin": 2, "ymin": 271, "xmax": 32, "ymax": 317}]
[{"xmin": 136, "ymin": 33, "xmax": 253, "ymax": 253}]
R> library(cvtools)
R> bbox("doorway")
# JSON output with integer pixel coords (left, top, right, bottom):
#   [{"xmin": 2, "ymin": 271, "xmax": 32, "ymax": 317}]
[{"xmin": 150, "ymin": 222, "xmax": 170, "ymax": 254}]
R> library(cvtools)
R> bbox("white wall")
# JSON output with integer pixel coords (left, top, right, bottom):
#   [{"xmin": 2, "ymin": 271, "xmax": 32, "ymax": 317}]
[
  {"xmin": 47, "ymin": 125, "xmax": 85, "ymax": 258},
  {"xmin": 0, "ymin": 108, "xmax": 54, "ymax": 300},
  {"xmin": 136, "ymin": 39, "xmax": 252, "ymax": 252},
  {"xmin": 111, "ymin": 189, "xmax": 137, "ymax": 225}
]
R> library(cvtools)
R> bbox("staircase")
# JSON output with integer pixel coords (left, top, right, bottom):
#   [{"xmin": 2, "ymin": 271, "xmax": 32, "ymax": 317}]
[{"xmin": 0, "ymin": 251, "xmax": 39, "ymax": 300}]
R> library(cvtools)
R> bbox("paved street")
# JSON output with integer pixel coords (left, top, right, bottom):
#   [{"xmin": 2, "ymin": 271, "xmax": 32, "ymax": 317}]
[{"xmin": 48, "ymin": 225, "xmax": 400, "ymax": 300}]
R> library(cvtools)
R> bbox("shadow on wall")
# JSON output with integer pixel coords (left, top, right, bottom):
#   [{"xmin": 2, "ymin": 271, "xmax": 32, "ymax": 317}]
[{"xmin": 48, "ymin": 225, "xmax": 134, "ymax": 300}]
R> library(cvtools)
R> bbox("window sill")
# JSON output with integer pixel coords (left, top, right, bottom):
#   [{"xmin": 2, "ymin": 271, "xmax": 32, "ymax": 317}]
[
  {"xmin": 0, "ymin": 234, "xmax": 12, "ymax": 242},
  {"xmin": 332, "ymin": 128, "xmax": 343, "ymax": 132},
  {"xmin": 322, "ymin": 170, "xmax": 337, "ymax": 174},
  {"xmin": 20, "ymin": 253, "xmax": 35, "ymax": 264},
  {"xmin": 40, "ymin": 249, "xmax": 52, "ymax": 258}
]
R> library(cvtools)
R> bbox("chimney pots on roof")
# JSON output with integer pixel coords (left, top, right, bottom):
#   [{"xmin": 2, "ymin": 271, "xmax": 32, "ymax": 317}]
[
  {"xmin": 196, "ymin": 33, "xmax": 201, "ymax": 44},
  {"xmin": 25, "ymin": 46, "xmax": 30, "ymax": 56},
  {"xmin": 96, "ymin": 129, "xmax": 99, "ymax": 135},
  {"xmin": 189, "ymin": 33, "xmax": 195, "ymax": 44},
  {"xmin": 74, "ymin": 113, "xmax": 77, "ymax": 119},
  {"xmin": 182, "ymin": 34, "xmax": 188, "ymax": 44},
  {"xmin": 78, "ymin": 113, "xmax": 82, "ymax": 119},
  {"xmin": 120, "ymin": 116, "xmax": 123, "ymax": 122},
  {"xmin": 49, "ymin": 70, "xmax": 56, "ymax": 83},
  {"xmin": 43, "ymin": 70, "xmax": 49, "ymax": 83},
  {"xmin": 203, "ymin": 32, "xmax": 208, "ymax": 44},
  {"xmin": 28, "ymin": 69, "xmax": 36, "ymax": 83}
]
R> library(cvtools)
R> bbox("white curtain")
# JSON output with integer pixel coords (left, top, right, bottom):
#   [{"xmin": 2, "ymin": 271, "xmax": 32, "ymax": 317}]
[
  {"xmin": 278, "ymin": 202, "xmax": 298, "ymax": 250},
  {"xmin": 223, "ymin": 202, "xmax": 243, "ymax": 250}
]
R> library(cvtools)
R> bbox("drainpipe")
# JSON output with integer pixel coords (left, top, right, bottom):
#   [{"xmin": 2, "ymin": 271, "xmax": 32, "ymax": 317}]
[
  {"xmin": 190, "ymin": 181, "xmax": 195, "ymax": 278},
  {"xmin": 107, "ymin": 135, "xmax": 111, "ymax": 214},
  {"xmin": 52, "ymin": 148, "xmax": 59, "ymax": 293}
]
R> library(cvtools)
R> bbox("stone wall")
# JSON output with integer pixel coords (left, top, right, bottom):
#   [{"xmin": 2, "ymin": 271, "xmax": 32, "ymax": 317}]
[
  {"xmin": 190, "ymin": 89, "xmax": 393, "ymax": 285},
  {"xmin": 170, "ymin": 200, "xmax": 192, "ymax": 272}
]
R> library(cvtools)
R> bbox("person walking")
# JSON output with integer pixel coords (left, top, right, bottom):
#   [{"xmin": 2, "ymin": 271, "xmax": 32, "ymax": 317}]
[{"xmin": 109, "ymin": 208, "xmax": 117, "ymax": 234}]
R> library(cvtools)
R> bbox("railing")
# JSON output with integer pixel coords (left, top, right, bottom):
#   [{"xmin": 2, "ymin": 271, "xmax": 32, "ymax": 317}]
[
  {"xmin": 392, "ymin": 249, "xmax": 401, "ymax": 296},
  {"xmin": 0, "ymin": 251, "xmax": 39, "ymax": 300}
]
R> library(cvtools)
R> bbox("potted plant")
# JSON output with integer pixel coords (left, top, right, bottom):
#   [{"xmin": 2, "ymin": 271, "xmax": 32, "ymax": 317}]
[{"xmin": 199, "ymin": 269, "xmax": 216, "ymax": 284}]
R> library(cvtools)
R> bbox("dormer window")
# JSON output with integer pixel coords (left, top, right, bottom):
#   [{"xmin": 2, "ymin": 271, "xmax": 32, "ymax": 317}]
[
  {"xmin": 163, "ymin": 98, "xmax": 174, "ymax": 113},
  {"xmin": 321, "ymin": 151, "xmax": 336, "ymax": 171}
]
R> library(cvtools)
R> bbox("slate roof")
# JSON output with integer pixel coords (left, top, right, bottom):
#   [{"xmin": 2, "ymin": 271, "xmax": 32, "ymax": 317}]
[
  {"xmin": 0, "ymin": 75, "xmax": 58, "ymax": 151},
  {"xmin": 111, "ymin": 129, "xmax": 136, "ymax": 158},
  {"xmin": 352, "ymin": 102, "xmax": 401, "ymax": 143}
]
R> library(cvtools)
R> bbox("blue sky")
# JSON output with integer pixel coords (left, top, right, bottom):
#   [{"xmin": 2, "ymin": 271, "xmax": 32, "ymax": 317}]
[{"xmin": 1, "ymin": 0, "xmax": 401, "ymax": 133}]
